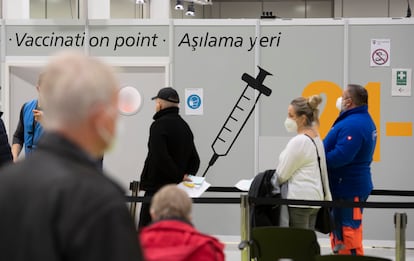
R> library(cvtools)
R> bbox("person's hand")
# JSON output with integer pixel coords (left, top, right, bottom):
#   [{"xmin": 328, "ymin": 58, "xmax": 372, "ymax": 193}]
[
  {"xmin": 33, "ymin": 109, "xmax": 43, "ymax": 124},
  {"xmin": 183, "ymin": 174, "xmax": 192, "ymax": 182}
]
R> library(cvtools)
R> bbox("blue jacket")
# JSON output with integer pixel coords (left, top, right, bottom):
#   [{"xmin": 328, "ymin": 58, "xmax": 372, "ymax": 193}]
[
  {"xmin": 13, "ymin": 99, "xmax": 44, "ymax": 156},
  {"xmin": 323, "ymin": 105, "xmax": 377, "ymax": 198}
]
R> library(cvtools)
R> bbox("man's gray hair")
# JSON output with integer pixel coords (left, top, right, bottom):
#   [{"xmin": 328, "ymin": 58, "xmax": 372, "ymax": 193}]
[
  {"xmin": 41, "ymin": 51, "xmax": 118, "ymax": 129},
  {"xmin": 150, "ymin": 184, "xmax": 192, "ymax": 221}
]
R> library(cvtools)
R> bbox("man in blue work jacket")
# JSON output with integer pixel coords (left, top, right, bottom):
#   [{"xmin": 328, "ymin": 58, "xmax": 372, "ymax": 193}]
[{"xmin": 324, "ymin": 84, "xmax": 377, "ymax": 256}]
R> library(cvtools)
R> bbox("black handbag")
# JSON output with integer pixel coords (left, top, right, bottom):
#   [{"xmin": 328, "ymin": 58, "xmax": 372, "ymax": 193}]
[
  {"xmin": 315, "ymin": 206, "xmax": 331, "ymax": 234},
  {"xmin": 305, "ymin": 134, "xmax": 332, "ymax": 234}
]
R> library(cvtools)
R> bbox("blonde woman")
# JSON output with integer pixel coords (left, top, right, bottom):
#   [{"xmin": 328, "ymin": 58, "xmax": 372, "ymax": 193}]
[{"xmin": 275, "ymin": 95, "xmax": 331, "ymax": 229}]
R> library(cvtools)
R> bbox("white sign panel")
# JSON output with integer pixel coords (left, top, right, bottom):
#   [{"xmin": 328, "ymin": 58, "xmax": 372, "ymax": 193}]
[
  {"xmin": 185, "ymin": 88, "xmax": 203, "ymax": 115},
  {"xmin": 370, "ymin": 39, "xmax": 391, "ymax": 67},
  {"xmin": 392, "ymin": 68, "xmax": 412, "ymax": 96}
]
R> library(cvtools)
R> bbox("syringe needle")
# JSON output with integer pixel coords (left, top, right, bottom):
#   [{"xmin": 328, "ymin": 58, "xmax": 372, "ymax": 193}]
[
  {"xmin": 202, "ymin": 153, "xmax": 219, "ymax": 177},
  {"xmin": 201, "ymin": 166, "xmax": 210, "ymax": 178}
]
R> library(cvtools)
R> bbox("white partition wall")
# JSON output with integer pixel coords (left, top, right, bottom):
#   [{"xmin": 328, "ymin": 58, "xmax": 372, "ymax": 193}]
[
  {"xmin": 103, "ymin": 64, "xmax": 169, "ymax": 190},
  {"xmin": 1, "ymin": 18, "xmax": 414, "ymax": 240}
]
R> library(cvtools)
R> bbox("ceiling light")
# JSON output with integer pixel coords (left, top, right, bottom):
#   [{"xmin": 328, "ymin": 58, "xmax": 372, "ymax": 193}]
[
  {"xmin": 175, "ymin": 0, "xmax": 184, "ymax": 10},
  {"xmin": 192, "ymin": 0, "xmax": 212, "ymax": 4},
  {"xmin": 136, "ymin": 0, "xmax": 145, "ymax": 4},
  {"xmin": 185, "ymin": 2, "xmax": 195, "ymax": 16}
]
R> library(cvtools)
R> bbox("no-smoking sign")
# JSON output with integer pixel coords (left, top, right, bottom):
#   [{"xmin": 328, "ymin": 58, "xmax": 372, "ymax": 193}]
[
  {"xmin": 372, "ymin": 48, "xmax": 388, "ymax": 65},
  {"xmin": 370, "ymin": 39, "xmax": 391, "ymax": 67}
]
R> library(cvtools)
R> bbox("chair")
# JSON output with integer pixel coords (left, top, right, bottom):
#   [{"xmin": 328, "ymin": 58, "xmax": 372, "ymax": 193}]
[
  {"xmin": 239, "ymin": 226, "xmax": 320, "ymax": 261},
  {"xmin": 315, "ymin": 255, "xmax": 392, "ymax": 261}
]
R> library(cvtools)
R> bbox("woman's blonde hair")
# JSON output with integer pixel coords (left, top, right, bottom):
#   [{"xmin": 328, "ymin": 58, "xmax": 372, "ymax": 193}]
[{"xmin": 290, "ymin": 95, "xmax": 322, "ymax": 126}]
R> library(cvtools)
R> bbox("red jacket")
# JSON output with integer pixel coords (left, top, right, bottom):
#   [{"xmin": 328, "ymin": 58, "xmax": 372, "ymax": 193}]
[{"xmin": 139, "ymin": 220, "xmax": 225, "ymax": 261}]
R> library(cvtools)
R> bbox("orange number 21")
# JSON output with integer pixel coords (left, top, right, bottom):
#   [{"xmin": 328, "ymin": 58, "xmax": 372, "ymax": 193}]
[{"xmin": 302, "ymin": 81, "xmax": 380, "ymax": 162}]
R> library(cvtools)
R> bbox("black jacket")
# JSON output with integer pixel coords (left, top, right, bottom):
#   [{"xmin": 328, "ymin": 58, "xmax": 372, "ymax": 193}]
[
  {"xmin": 0, "ymin": 132, "xmax": 143, "ymax": 261},
  {"xmin": 0, "ymin": 112, "xmax": 12, "ymax": 168},
  {"xmin": 249, "ymin": 169, "xmax": 281, "ymax": 228},
  {"xmin": 140, "ymin": 107, "xmax": 200, "ymax": 192}
]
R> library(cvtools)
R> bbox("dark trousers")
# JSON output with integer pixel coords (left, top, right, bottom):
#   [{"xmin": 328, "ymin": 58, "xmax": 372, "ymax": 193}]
[{"xmin": 138, "ymin": 191, "xmax": 155, "ymax": 229}]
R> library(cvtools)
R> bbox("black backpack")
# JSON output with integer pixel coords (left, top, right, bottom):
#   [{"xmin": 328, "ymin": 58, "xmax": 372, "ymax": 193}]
[{"xmin": 248, "ymin": 169, "xmax": 281, "ymax": 228}]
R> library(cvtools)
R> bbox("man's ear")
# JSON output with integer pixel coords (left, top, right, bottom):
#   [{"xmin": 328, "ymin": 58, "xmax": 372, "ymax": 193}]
[
  {"xmin": 156, "ymin": 100, "xmax": 163, "ymax": 111},
  {"xmin": 88, "ymin": 104, "xmax": 107, "ymax": 129},
  {"xmin": 150, "ymin": 209, "xmax": 157, "ymax": 221},
  {"xmin": 89, "ymin": 104, "xmax": 101, "ymax": 122}
]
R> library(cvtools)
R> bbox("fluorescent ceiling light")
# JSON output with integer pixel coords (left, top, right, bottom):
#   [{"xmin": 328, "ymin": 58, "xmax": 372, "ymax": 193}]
[
  {"xmin": 175, "ymin": 0, "xmax": 184, "ymax": 10},
  {"xmin": 186, "ymin": 2, "xmax": 195, "ymax": 16}
]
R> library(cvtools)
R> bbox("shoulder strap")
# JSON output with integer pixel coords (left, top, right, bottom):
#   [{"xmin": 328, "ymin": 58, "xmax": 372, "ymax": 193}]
[
  {"xmin": 31, "ymin": 100, "xmax": 38, "ymax": 135},
  {"xmin": 303, "ymin": 134, "xmax": 326, "ymax": 196},
  {"xmin": 27, "ymin": 100, "xmax": 39, "ymax": 150}
]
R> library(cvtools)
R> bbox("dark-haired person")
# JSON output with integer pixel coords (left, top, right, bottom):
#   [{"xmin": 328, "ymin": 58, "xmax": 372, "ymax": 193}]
[
  {"xmin": 138, "ymin": 87, "xmax": 200, "ymax": 229},
  {"xmin": 324, "ymin": 84, "xmax": 377, "ymax": 255}
]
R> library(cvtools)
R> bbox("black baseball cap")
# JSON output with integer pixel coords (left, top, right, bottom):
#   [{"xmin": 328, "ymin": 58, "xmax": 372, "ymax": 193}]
[{"xmin": 151, "ymin": 87, "xmax": 180, "ymax": 103}]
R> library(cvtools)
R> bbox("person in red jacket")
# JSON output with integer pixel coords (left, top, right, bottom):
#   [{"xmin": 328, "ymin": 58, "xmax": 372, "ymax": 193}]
[{"xmin": 139, "ymin": 184, "xmax": 225, "ymax": 261}]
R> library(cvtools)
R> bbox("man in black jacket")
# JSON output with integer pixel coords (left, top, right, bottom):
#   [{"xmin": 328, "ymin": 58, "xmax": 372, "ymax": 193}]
[
  {"xmin": 0, "ymin": 51, "xmax": 143, "ymax": 261},
  {"xmin": 138, "ymin": 87, "xmax": 200, "ymax": 228}
]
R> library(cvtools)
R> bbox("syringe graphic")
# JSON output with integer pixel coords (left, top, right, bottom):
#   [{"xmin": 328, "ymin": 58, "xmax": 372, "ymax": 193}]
[{"xmin": 202, "ymin": 66, "xmax": 273, "ymax": 177}]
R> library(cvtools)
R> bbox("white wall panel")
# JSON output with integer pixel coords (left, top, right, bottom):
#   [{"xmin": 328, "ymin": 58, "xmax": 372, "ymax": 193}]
[
  {"xmin": 306, "ymin": 1, "xmax": 333, "ymax": 18},
  {"xmin": 342, "ymin": 0, "xmax": 388, "ymax": 17},
  {"xmin": 389, "ymin": 0, "xmax": 411, "ymax": 17},
  {"xmin": 263, "ymin": 1, "xmax": 306, "ymax": 18},
  {"xmin": 3, "ymin": 16, "xmax": 414, "ymax": 241},
  {"xmin": 26, "ymin": 0, "xmax": 414, "ymax": 19},
  {"xmin": 111, "ymin": 0, "xmax": 139, "ymax": 18},
  {"xmin": 219, "ymin": 2, "xmax": 261, "ymax": 18},
  {"xmin": 30, "ymin": 0, "xmax": 78, "ymax": 19}
]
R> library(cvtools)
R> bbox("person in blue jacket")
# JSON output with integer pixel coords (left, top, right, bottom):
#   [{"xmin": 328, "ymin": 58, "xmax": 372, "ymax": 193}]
[
  {"xmin": 323, "ymin": 84, "xmax": 377, "ymax": 256},
  {"xmin": 12, "ymin": 73, "xmax": 45, "ymax": 161}
]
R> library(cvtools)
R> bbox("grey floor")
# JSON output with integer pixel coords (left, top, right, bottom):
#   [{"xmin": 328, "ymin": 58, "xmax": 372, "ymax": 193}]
[{"xmin": 217, "ymin": 235, "xmax": 414, "ymax": 261}]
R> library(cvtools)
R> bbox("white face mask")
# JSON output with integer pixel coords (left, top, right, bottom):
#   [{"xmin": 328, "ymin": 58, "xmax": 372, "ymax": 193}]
[
  {"xmin": 284, "ymin": 117, "xmax": 298, "ymax": 133},
  {"xmin": 97, "ymin": 120, "xmax": 125, "ymax": 152},
  {"xmin": 336, "ymin": 97, "xmax": 343, "ymax": 111},
  {"xmin": 96, "ymin": 108, "xmax": 122, "ymax": 152},
  {"xmin": 97, "ymin": 125, "xmax": 114, "ymax": 151}
]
